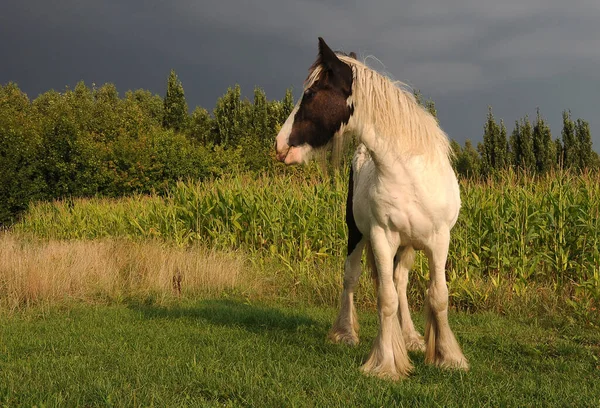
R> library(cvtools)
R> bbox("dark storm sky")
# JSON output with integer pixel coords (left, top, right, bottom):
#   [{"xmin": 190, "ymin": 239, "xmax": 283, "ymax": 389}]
[{"xmin": 2, "ymin": 0, "xmax": 599, "ymax": 150}]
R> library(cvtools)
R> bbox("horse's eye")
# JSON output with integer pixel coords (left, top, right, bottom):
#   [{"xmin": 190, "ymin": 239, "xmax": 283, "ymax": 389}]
[{"xmin": 304, "ymin": 89, "xmax": 315, "ymax": 99}]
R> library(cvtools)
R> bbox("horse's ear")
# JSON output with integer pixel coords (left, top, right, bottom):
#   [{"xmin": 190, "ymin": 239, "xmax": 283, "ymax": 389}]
[
  {"xmin": 349, "ymin": 52, "xmax": 357, "ymax": 59},
  {"xmin": 317, "ymin": 37, "xmax": 352, "ymax": 94}
]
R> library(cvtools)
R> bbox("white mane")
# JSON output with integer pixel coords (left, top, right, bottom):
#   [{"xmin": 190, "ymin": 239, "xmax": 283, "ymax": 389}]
[{"xmin": 306, "ymin": 55, "xmax": 452, "ymax": 162}]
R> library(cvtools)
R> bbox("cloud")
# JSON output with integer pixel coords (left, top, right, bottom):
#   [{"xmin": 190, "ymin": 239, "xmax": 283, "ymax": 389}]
[{"xmin": 1, "ymin": 0, "xmax": 599, "ymax": 149}]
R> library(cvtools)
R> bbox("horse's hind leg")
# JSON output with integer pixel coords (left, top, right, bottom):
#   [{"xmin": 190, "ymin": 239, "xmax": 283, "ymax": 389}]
[
  {"xmin": 329, "ymin": 238, "xmax": 365, "ymax": 346},
  {"xmin": 394, "ymin": 246, "xmax": 425, "ymax": 352},
  {"xmin": 424, "ymin": 230, "xmax": 469, "ymax": 370}
]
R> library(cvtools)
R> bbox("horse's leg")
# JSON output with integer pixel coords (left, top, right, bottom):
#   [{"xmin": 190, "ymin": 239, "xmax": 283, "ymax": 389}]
[
  {"xmin": 394, "ymin": 246, "xmax": 425, "ymax": 352},
  {"xmin": 424, "ymin": 230, "xmax": 469, "ymax": 369},
  {"xmin": 329, "ymin": 238, "xmax": 365, "ymax": 346},
  {"xmin": 361, "ymin": 229, "xmax": 412, "ymax": 380}
]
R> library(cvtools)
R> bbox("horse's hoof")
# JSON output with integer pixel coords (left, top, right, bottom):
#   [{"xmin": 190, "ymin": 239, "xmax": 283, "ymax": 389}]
[
  {"xmin": 404, "ymin": 335, "xmax": 426, "ymax": 353},
  {"xmin": 328, "ymin": 330, "xmax": 359, "ymax": 346}
]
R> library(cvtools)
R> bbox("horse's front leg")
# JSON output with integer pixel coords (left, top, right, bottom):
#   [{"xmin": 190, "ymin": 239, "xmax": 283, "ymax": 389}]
[
  {"xmin": 361, "ymin": 228, "xmax": 412, "ymax": 380},
  {"xmin": 424, "ymin": 230, "xmax": 469, "ymax": 370},
  {"xmin": 329, "ymin": 239, "xmax": 365, "ymax": 346}
]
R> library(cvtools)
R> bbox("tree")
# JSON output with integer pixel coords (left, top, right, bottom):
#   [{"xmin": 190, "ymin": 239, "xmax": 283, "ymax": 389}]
[
  {"xmin": 251, "ymin": 86, "xmax": 269, "ymax": 144},
  {"xmin": 0, "ymin": 83, "xmax": 46, "ymax": 224},
  {"xmin": 510, "ymin": 116, "xmax": 535, "ymax": 171},
  {"xmin": 127, "ymin": 89, "xmax": 164, "ymax": 126},
  {"xmin": 213, "ymin": 84, "xmax": 244, "ymax": 147},
  {"xmin": 532, "ymin": 108, "xmax": 554, "ymax": 173},
  {"xmin": 280, "ymin": 87, "xmax": 295, "ymax": 124},
  {"xmin": 479, "ymin": 107, "xmax": 506, "ymax": 175},
  {"xmin": 162, "ymin": 69, "xmax": 188, "ymax": 132},
  {"xmin": 561, "ymin": 110, "xmax": 578, "ymax": 170},
  {"xmin": 413, "ymin": 89, "xmax": 424, "ymax": 106},
  {"xmin": 413, "ymin": 89, "xmax": 437, "ymax": 120},
  {"xmin": 496, "ymin": 119, "xmax": 508, "ymax": 170},
  {"xmin": 455, "ymin": 140, "xmax": 481, "ymax": 178},
  {"xmin": 450, "ymin": 139, "xmax": 461, "ymax": 171},
  {"xmin": 519, "ymin": 116, "xmax": 535, "ymax": 171},
  {"xmin": 575, "ymin": 118, "xmax": 593, "ymax": 170},
  {"xmin": 188, "ymin": 107, "xmax": 213, "ymax": 146},
  {"xmin": 425, "ymin": 99, "xmax": 437, "ymax": 120},
  {"xmin": 555, "ymin": 138, "xmax": 564, "ymax": 169}
]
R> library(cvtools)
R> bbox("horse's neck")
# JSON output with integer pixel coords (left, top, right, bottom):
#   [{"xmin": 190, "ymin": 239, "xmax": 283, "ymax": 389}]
[{"xmin": 354, "ymin": 124, "xmax": 401, "ymax": 175}]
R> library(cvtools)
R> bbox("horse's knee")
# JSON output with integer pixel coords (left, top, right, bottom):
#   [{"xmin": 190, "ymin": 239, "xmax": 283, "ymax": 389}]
[
  {"xmin": 427, "ymin": 282, "xmax": 448, "ymax": 314},
  {"xmin": 379, "ymin": 286, "xmax": 399, "ymax": 317}
]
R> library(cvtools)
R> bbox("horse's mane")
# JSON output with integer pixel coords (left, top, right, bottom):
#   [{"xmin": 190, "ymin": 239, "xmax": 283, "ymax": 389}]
[{"xmin": 305, "ymin": 55, "xmax": 452, "ymax": 161}]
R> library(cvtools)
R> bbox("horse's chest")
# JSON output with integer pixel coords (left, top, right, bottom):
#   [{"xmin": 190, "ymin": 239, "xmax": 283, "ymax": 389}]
[
  {"xmin": 354, "ymin": 182, "xmax": 433, "ymax": 246},
  {"xmin": 372, "ymin": 191, "xmax": 419, "ymax": 230}
]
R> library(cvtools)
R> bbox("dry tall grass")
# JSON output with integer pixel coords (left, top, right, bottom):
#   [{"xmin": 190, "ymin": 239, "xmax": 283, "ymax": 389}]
[{"xmin": 0, "ymin": 232, "xmax": 250, "ymax": 310}]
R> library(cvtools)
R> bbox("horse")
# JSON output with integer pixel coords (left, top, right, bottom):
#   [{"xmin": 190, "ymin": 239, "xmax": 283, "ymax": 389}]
[{"xmin": 275, "ymin": 37, "xmax": 468, "ymax": 380}]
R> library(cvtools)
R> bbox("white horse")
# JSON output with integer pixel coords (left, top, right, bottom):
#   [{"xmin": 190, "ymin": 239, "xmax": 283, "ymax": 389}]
[{"xmin": 275, "ymin": 38, "xmax": 468, "ymax": 380}]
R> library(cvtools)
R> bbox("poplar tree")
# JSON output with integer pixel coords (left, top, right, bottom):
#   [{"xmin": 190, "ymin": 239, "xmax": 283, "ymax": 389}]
[
  {"xmin": 575, "ymin": 118, "xmax": 593, "ymax": 170},
  {"xmin": 251, "ymin": 86, "xmax": 269, "ymax": 144},
  {"xmin": 213, "ymin": 84, "xmax": 244, "ymax": 147},
  {"xmin": 509, "ymin": 120, "xmax": 521, "ymax": 168},
  {"xmin": 561, "ymin": 110, "xmax": 578, "ymax": 170},
  {"xmin": 454, "ymin": 139, "xmax": 481, "ymax": 178},
  {"xmin": 555, "ymin": 138, "xmax": 564, "ymax": 169},
  {"xmin": 479, "ymin": 107, "xmax": 501, "ymax": 175},
  {"xmin": 496, "ymin": 119, "xmax": 508, "ymax": 170},
  {"xmin": 520, "ymin": 116, "xmax": 535, "ymax": 171},
  {"xmin": 532, "ymin": 108, "xmax": 554, "ymax": 173},
  {"xmin": 162, "ymin": 70, "xmax": 188, "ymax": 132}
]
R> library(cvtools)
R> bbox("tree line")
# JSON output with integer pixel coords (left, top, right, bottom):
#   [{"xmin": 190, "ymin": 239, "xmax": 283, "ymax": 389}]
[
  {"xmin": 0, "ymin": 70, "xmax": 597, "ymax": 224},
  {"xmin": 451, "ymin": 107, "xmax": 598, "ymax": 178},
  {"xmin": 0, "ymin": 70, "xmax": 293, "ymax": 224}
]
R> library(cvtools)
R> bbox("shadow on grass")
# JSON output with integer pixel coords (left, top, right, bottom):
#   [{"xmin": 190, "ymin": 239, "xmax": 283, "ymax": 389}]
[{"xmin": 126, "ymin": 298, "xmax": 327, "ymax": 338}]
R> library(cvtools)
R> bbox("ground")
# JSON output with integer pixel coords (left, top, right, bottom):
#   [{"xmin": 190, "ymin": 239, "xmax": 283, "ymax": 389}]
[{"xmin": 1, "ymin": 298, "xmax": 599, "ymax": 407}]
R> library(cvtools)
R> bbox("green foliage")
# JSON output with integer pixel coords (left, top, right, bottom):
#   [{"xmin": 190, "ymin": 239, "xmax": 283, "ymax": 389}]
[
  {"xmin": 561, "ymin": 110, "xmax": 578, "ymax": 169},
  {"xmin": 162, "ymin": 70, "xmax": 188, "ymax": 132},
  {"xmin": 576, "ymin": 118, "xmax": 593, "ymax": 170},
  {"xmin": 532, "ymin": 108, "xmax": 554, "ymax": 173},
  {"xmin": 0, "ymin": 84, "xmax": 45, "ymax": 224},
  {"xmin": 280, "ymin": 87, "xmax": 295, "ymax": 123},
  {"xmin": 479, "ymin": 107, "xmax": 507, "ymax": 176},
  {"xmin": 187, "ymin": 106, "xmax": 213, "ymax": 145},
  {"xmin": 518, "ymin": 116, "xmax": 535, "ymax": 170},
  {"xmin": 455, "ymin": 140, "xmax": 481, "ymax": 178},
  {"xmin": 0, "ymin": 79, "xmax": 295, "ymax": 225},
  {"xmin": 213, "ymin": 84, "xmax": 245, "ymax": 147}
]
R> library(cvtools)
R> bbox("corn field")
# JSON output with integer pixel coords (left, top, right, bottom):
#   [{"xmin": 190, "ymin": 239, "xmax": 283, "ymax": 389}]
[{"xmin": 14, "ymin": 168, "xmax": 600, "ymax": 311}]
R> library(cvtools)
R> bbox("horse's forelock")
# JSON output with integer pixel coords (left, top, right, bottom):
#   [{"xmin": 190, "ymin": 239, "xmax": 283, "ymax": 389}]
[{"xmin": 305, "ymin": 50, "xmax": 355, "ymax": 88}]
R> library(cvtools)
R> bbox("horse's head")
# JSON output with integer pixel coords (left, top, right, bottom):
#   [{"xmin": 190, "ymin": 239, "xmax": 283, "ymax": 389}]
[{"xmin": 275, "ymin": 38, "xmax": 355, "ymax": 165}]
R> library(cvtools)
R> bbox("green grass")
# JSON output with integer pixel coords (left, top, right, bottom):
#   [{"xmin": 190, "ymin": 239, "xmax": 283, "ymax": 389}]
[{"xmin": 1, "ymin": 299, "xmax": 599, "ymax": 407}]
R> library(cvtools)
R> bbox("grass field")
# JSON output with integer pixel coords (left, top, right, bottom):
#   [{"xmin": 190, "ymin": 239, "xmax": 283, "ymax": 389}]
[
  {"xmin": 1, "ymin": 299, "xmax": 599, "ymax": 407},
  {"xmin": 2, "ymin": 169, "xmax": 600, "ymax": 406}
]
